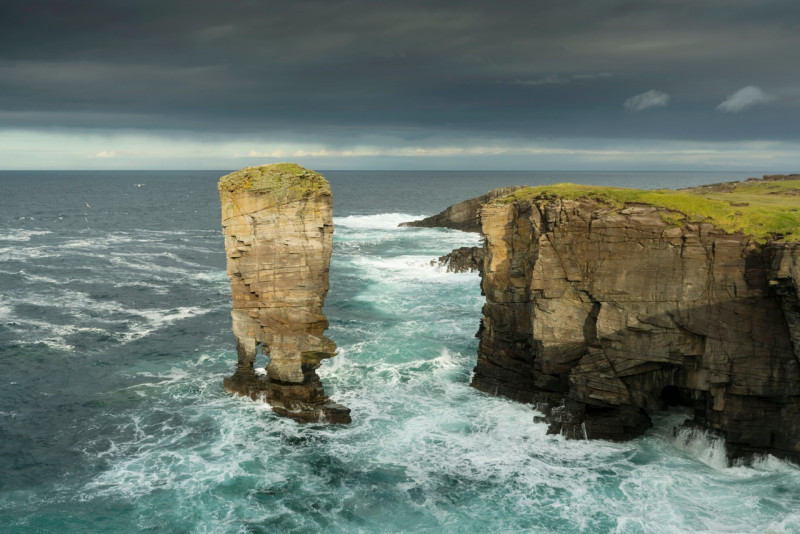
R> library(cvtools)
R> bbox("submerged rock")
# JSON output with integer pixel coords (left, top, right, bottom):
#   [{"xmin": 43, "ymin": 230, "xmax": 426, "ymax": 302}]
[{"xmin": 218, "ymin": 163, "xmax": 350, "ymax": 423}]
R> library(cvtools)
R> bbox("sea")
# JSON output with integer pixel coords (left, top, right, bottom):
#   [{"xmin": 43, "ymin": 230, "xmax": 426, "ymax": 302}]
[{"xmin": 1, "ymin": 170, "xmax": 799, "ymax": 533}]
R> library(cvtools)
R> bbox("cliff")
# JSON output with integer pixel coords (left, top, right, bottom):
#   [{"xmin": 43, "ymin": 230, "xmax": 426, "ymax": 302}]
[
  {"xmin": 400, "ymin": 186, "xmax": 524, "ymax": 232},
  {"xmin": 440, "ymin": 177, "xmax": 800, "ymax": 462},
  {"xmin": 218, "ymin": 163, "xmax": 350, "ymax": 423}
]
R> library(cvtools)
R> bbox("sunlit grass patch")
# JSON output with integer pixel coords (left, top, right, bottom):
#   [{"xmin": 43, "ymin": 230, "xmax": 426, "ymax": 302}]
[{"xmin": 494, "ymin": 179, "xmax": 800, "ymax": 243}]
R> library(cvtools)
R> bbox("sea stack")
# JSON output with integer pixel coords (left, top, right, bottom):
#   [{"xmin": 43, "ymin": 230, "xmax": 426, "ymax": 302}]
[{"xmin": 218, "ymin": 163, "xmax": 350, "ymax": 423}]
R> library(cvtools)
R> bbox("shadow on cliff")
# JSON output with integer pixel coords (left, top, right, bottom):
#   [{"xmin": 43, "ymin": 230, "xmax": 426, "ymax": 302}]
[{"xmin": 472, "ymin": 293, "xmax": 800, "ymax": 462}]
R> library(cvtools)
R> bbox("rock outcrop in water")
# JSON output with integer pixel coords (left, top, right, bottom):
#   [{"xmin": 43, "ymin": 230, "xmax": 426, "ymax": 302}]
[
  {"xmin": 435, "ymin": 246, "xmax": 485, "ymax": 274},
  {"xmin": 431, "ymin": 179, "xmax": 800, "ymax": 462},
  {"xmin": 400, "ymin": 186, "xmax": 524, "ymax": 232},
  {"xmin": 218, "ymin": 163, "xmax": 350, "ymax": 424}
]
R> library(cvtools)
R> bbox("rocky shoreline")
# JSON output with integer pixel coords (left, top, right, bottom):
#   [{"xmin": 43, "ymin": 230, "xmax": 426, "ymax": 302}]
[{"xmin": 405, "ymin": 175, "xmax": 800, "ymax": 463}]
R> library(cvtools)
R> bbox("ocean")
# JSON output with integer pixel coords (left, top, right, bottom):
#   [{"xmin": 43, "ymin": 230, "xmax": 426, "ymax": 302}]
[{"xmin": 1, "ymin": 170, "xmax": 798, "ymax": 533}]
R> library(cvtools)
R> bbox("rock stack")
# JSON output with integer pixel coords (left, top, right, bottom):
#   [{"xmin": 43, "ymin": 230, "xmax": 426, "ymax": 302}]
[{"xmin": 218, "ymin": 163, "xmax": 350, "ymax": 423}]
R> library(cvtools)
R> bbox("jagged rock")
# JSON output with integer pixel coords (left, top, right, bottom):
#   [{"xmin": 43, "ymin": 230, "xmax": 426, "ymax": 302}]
[
  {"xmin": 471, "ymin": 194, "xmax": 800, "ymax": 462},
  {"xmin": 435, "ymin": 246, "xmax": 485, "ymax": 273},
  {"xmin": 400, "ymin": 186, "xmax": 524, "ymax": 232},
  {"xmin": 218, "ymin": 163, "xmax": 350, "ymax": 424}
]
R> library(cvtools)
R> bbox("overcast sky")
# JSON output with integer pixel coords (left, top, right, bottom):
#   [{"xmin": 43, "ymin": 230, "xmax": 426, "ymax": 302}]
[{"xmin": 1, "ymin": 0, "xmax": 799, "ymax": 170}]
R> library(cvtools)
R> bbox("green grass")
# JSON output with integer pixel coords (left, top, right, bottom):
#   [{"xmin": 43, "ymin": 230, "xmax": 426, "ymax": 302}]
[
  {"xmin": 494, "ymin": 180, "xmax": 800, "ymax": 243},
  {"xmin": 218, "ymin": 163, "xmax": 329, "ymax": 196}
]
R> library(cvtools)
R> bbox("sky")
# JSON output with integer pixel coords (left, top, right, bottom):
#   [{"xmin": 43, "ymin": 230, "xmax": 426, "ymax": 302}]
[{"xmin": 1, "ymin": 0, "xmax": 799, "ymax": 171}]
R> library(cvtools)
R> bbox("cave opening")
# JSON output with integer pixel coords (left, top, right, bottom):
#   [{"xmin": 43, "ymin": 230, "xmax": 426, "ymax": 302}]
[{"xmin": 660, "ymin": 385, "xmax": 695, "ymax": 410}]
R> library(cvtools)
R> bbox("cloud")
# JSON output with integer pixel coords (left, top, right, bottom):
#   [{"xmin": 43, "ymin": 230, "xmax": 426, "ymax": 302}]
[
  {"xmin": 717, "ymin": 85, "xmax": 775, "ymax": 112},
  {"xmin": 508, "ymin": 72, "xmax": 612, "ymax": 85},
  {"xmin": 89, "ymin": 150, "xmax": 116, "ymax": 158},
  {"xmin": 624, "ymin": 90, "xmax": 670, "ymax": 112}
]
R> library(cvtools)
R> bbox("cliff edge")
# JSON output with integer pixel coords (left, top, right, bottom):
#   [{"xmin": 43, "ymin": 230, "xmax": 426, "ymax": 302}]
[
  {"xmin": 458, "ymin": 177, "xmax": 800, "ymax": 462},
  {"xmin": 218, "ymin": 163, "xmax": 350, "ymax": 423}
]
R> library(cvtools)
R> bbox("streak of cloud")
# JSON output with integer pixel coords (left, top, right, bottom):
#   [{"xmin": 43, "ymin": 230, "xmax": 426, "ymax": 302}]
[
  {"xmin": 717, "ymin": 86, "xmax": 775, "ymax": 113},
  {"xmin": 624, "ymin": 90, "xmax": 671, "ymax": 112},
  {"xmin": 88, "ymin": 150, "xmax": 116, "ymax": 158}
]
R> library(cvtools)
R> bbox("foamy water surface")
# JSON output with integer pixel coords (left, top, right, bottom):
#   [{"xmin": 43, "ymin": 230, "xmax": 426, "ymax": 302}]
[{"xmin": 1, "ymin": 170, "xmax": 798, "ymax": 533}]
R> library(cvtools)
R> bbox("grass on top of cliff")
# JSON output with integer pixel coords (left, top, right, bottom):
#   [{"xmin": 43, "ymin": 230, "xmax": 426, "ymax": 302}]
[
  {"xmin": 218, "ymin": 163, "xmax": 330, "ymax": 195},
  {"xmin": 497, "ymin": 179, "xmax": 800, "ymax": 243}
]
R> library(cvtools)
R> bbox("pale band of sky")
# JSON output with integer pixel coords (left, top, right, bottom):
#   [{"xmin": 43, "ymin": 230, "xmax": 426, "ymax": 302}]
[{"xmin": 1, "ymin": 129, "xmax": 797, "ymax": 171}]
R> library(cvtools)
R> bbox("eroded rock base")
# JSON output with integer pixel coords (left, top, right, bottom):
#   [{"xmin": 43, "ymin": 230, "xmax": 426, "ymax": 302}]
[{"xmin": 224, "ymin": 367, "xmax": 351, "ymax": 424}]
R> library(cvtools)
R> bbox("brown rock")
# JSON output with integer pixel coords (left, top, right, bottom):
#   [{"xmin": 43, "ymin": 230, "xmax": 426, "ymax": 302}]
[
  {"xmin": 218, "ymin": 164, "xmax": 350, "ymax": 424},
  {"xmin": 435, "ymin": 246, "xmax": 485, "ymax": 273},
  {"xmin": 472, "ymin": 196, "xmax": 800, "ymax": 462},
  {"xmin": 400, "ymin": 186, "xmax": 525, "ymax": 232}
]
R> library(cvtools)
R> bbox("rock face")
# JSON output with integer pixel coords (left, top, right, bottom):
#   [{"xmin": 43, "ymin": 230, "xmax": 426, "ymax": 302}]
[
  {"xmin": 218, "ymin": 164, "xmax": 350, "ymax": 424},
  {"xmin": 400, "ymin": 186, "xmax": 524, "ymax": 232},
  {"xmin": 472, "ymin": 196, "xmax": 800, "ymax": 462}
]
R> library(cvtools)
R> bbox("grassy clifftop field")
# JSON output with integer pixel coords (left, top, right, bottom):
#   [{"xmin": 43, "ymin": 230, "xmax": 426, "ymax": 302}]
[{"xmin": 495, "ymin": 176, "xmax": 800, "ymax": 243}]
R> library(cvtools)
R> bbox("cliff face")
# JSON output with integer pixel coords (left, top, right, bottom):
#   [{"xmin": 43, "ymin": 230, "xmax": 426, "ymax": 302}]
[
  {"xmin": 218, "ymin": 164, "xmax": 350, "ymax": 424},
  {"xmin": 400, "ymin": 186, "xmax": 524, "ymax": 232},
  {"xmin": 472, "ymin": 196, "xmax": 800, "ymax": 461}
]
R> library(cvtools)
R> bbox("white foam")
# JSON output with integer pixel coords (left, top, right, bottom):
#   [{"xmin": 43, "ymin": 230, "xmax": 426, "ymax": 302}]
[
  {"xmin": 0, "ymin": 228, "xmax": 52, "ymax": 242},
  {"xmin": 335, "ymin": 213, "xmax": 428, "ymax": 230},
  {"xmin": 0, "ymin": 283, "xmax": 216, "ymax": 347},
  {"xmin": 15, "ymin": 270, "xmax": 65, "ymax": 285},
  {"xmin": 0, "ymin": 245, "xmax": 54, "ymax": 261},
  {"xmin": 671, "ymin": 425, "xmax": 729, "ymax": 470},
  {"xmin": 189, "ymin": 270, "xmax": 229, "ymax": 284},
  {"xmin": 1, "ymin": 318, "xmax": 110, "ymax": 351},
  {"xmin": 0, "ymin": 298, "xmax": 12, "ymax": 319},
  {"xmin": 348, "ymin": 254, "xmax": 480, "ymax": 286},
  {"xmin": 119, "ymin": 306, "xmax": 211, "ymax": 343}
]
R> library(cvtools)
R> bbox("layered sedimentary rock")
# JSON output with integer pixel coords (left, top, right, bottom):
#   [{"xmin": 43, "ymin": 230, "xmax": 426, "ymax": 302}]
[
  {"xmin": 471, "ymin": 194, "xmax": 800, "ymax": 461},
  {"xmin": 400, "ymin": 186, "xmax": 524, "ymax": 232},
  {"xmin": 218, "ymin": 164, "xmax": 350, "ymax": 423}
]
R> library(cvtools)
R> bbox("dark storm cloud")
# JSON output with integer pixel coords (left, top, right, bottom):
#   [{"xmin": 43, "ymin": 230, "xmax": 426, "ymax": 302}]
[{"xmin": 1, "ymin": 0, "xmax": 799, "ymax": 143}]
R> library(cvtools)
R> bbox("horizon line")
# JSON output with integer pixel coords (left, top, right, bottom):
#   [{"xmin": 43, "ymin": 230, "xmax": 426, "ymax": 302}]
[{"xmin": 0, "ymin": 168, "xmax": 783, "ymax": 173}]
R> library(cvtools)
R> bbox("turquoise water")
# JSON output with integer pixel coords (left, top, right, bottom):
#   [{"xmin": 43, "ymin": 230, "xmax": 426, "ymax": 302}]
[{"xmin": 1, "ymin": 171, "xmax": 799, "ymax": 532}]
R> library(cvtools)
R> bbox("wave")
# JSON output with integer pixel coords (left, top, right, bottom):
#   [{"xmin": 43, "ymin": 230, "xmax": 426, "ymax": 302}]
[
  {"xmin": 346, "ymin": 254, "xmax": 479, "ymax": 284},
  {"xmin": 0, "ymin": 228, "xmax": 52, "ymax": 242},
  {"xmin": 0, "ymin": 284, "xmax": 217, "ymax": 350},
  {"xmin": 335, "ymin": 213, "xmax": 428, "ymax": 230}
]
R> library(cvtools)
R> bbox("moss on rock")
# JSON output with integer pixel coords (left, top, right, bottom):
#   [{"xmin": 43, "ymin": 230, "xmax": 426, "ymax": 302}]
[{"xmin": 218, "ymin": 163, "xmax": 330, "ymax": 198}]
